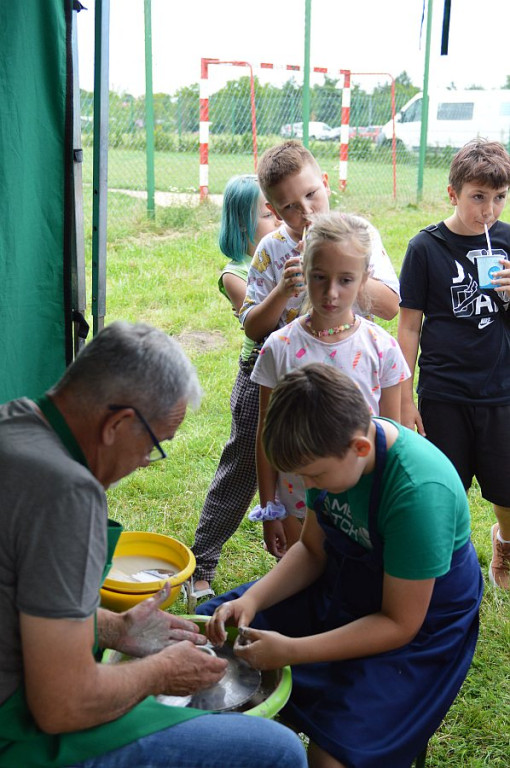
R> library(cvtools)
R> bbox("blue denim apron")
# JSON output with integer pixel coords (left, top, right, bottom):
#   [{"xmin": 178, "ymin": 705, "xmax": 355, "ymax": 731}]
[{"xmin": 199, "ymin": 422, "xmax": 483, "ymax": 768}]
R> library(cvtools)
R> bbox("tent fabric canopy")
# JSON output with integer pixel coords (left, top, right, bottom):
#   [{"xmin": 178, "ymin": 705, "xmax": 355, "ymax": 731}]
[{"xmin": 0, "ymin": 0, "xmax": 73, "ymax": 404}]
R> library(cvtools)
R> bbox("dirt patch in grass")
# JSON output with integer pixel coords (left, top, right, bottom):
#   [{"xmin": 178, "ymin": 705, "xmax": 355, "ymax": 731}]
[{"xmin": 177, "ymin": 330, "xmax": 227, "ymax": 352}]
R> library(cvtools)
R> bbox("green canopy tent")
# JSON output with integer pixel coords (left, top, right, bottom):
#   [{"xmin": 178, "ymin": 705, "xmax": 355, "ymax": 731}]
[{"xmin": 0, "ymin": 0, "xmax": 108, "ymax": 404}]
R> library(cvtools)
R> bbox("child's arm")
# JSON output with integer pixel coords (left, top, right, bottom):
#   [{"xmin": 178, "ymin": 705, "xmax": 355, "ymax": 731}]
[
  {"xmin": 362, "ymin": 222, "xmax": 400, "ymax": 320},
  {"xmin": 244, "ymin": 257, "xmax": 305, "ymax": 342},
  {"xmin": 397, "ymin": 308, "xmax": 425, "ymax": 434},
  {"xmin": 206, "ymin": 508, "xmax": 328, "ymax": 647},
  {"xmin": 234, "ymin": 573, "xmax": 435, "ymax": 670},
  {"xmin": 208, "ymin": 510, "xmax": 435, "ymax": 669},
  {"xmin": 256, "ymin": 385, "xmax": 287, "ymax": 558},
  {"xmin": 364, "ymin": 277, "xmax": 400, "ymax": 321},
  {"xmin": 221, "ymin": 273, "xmax": 247, "ymax": 315},
  {"xmin": 378, "ymin": 383, "xmax": 402, "ymax": 422}
]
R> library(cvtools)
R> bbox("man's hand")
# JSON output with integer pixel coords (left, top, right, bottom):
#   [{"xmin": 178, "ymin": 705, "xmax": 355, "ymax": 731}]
[
  {"xmin": 101, "ymin": 583, "xmax": 207, "ymax": 657},
  {"xmin": 155, "ymin": 641, "xmax": 227, "ymax": 696},
  {"xmin": 21, "ymin": 612, "xmax": 224, "ymax": 733}
]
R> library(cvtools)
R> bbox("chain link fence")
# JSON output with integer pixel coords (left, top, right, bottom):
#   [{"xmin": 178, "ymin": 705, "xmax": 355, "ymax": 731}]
[
  {"xmin": 79, "ymin": 42, "xmax": 510, "ymax": 234},
  {"xmin": 80, "ymin": 69, "xmax": 416, "ymax": 202}
]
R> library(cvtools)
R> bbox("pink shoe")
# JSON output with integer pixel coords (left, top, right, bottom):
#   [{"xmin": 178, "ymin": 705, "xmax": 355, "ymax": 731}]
[{"xmin": 489, "ymin": 524, "xmax": 510, "ymax": 589}]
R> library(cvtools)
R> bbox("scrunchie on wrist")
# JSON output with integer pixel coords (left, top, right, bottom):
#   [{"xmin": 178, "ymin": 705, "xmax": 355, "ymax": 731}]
[{"xmin": 248, "ymin": 501, "xmax": 287, "ymax": 522}]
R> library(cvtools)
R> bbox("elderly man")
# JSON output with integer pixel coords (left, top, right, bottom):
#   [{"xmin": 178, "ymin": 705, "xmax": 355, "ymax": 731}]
[{"xmin": 0, "ymin": 322, "xmax": 306, "ymax": 768}]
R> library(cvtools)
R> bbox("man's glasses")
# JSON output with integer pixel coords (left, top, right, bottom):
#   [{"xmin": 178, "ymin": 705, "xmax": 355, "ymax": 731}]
[{"xmin": 108, "ymin": 404, "xmax": 167, "ymax": 462}]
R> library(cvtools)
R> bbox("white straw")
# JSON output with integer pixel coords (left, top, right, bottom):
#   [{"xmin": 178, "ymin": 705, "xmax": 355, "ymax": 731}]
[{"xmin": 484, "ymin": 223, "xmax": 493, "ymax": 256}]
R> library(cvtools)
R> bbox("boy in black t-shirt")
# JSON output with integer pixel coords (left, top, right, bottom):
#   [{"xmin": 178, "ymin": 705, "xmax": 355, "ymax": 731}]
[{"xmin": 398, "ymin": 139, "xmax": 510, "ymax": 589}]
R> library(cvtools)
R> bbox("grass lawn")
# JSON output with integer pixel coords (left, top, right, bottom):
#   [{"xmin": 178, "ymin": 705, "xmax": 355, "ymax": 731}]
[
  {"xmin": 81, "ymin": 145, "xmax": 452, "ymax": 211},
  {"xmin": 89, "ymin": 192, "xmax": 509, "ymax": 766}
]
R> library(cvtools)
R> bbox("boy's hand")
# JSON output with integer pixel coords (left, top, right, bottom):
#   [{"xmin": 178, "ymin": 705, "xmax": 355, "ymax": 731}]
[
  {"xmin": 263, "ymin": 519, "xmax": 287, "ymax": 558},
  {"xmin": 401, "ymin": 400, "xmax": 426, "ymax": 436},
  {"xmin": 205, "ymin": 596, "xmax": 257, "ymax": 647},
  {"xmin": 278, "ymin": 256, "xmax": 305, "ymax": 299},
  {"xmin": 233, "ymin": 627, "xmax": 293, "ymax": 671},
  {"xmin": 492, "ymin": 258, "xmax": 510, "ymax": 294}
]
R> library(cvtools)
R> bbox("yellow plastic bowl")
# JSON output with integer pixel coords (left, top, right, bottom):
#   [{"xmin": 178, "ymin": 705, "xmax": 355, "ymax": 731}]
[{"xmin": 100, "ymin": 531, "xmax": 195, "ymax": 612}]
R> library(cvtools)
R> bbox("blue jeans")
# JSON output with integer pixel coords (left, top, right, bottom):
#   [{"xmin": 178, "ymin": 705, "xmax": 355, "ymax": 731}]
[{"xmin": 72, "ymin": 713, "xmax": 307, "ymax": 767}]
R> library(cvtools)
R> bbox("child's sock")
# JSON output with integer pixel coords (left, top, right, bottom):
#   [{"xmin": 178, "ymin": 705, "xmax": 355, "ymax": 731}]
[{"xmin": 496, "ymin": 529, "xmax": 510, "ymax": 545}]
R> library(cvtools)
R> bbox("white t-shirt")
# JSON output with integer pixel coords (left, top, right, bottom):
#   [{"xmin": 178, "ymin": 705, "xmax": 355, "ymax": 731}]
[
  {"xmin": 251, "ymin": 317, "xmax": 410, "ymax": 517},
  {"xmin": 239, "ymin": 218, "xmax": 400, "ymax": 331}
]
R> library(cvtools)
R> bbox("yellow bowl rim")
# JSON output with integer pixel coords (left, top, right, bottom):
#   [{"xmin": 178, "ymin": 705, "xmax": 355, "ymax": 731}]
[{"xmin": 102, "ymin": 531, "xmax": 195, "ymax": 594}]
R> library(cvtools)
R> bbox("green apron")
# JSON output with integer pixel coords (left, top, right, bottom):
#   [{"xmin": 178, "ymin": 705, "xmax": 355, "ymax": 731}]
[{"xmin": 0, "ymin": 396, "xmax": 207, "ymax": 768}]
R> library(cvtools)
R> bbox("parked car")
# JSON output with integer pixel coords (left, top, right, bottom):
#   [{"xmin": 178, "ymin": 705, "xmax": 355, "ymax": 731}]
[
  {"xmin": 280, "ymin": 121, "xmax": 333, "ymax": 140},
  {"xmin": 327, "ymin": 125, "xmax": 381, "ymax": 142}
]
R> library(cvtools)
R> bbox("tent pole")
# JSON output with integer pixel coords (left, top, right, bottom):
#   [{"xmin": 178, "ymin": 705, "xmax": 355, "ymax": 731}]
[
  {"xmin": 71, "ymin": 3, "xmax": 87, "ymax": 355},
  {"xmin": 92, "ymin": 0, "xmax": 110, "ymax": 336}
]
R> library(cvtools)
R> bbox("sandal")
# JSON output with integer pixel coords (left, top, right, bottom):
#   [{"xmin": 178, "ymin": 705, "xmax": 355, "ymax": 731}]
[{"xmin": 184, "ymin": 577, "xmax": 215, "ymax": 613}]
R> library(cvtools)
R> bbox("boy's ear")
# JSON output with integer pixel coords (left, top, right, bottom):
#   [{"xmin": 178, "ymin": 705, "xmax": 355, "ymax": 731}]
[
  {"xmin": 322, "ymin": 172, "xmax": 331, "ymax": 196},
  {"xmin": 447, "ymin": 184, "xmax": 458, "ymax": 206},
  {"xmin": 266, "ymin": 201, "xmax": 283, "ymax": 221},
  {"xmin": 351, "ymin": 436, "xmax": 371, "ymax": 458}
]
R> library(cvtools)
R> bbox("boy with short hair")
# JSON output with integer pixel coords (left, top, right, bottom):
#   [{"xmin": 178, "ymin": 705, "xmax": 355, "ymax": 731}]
[
  {"xmin": 198, "ymin": 363, "xmax": 483, "ymax": 768},
  {"xmin": 398, "ymin": 138, "xmax": 510, "ymax": 589},
  {"xmin": 239, "ymin": 139, "xmax": 400, "ymax": 343}
]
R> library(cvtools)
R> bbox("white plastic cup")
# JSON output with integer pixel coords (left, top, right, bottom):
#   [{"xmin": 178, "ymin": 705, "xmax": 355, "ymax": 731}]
[{"xmin": 476, "ymin": 250, "xmax": 505, "ymax": 289}]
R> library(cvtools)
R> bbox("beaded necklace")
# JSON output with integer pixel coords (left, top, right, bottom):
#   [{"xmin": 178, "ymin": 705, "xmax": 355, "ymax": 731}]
[{"xmin": 305, "ymin": 313, "xmax": 356, "ymax": 338}]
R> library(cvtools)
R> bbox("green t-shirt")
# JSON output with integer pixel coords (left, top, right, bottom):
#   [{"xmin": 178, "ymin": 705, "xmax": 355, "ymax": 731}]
[
  {"xmin": 306, "ymin": 420, "xmax": 471, "ymax": 580},
  {"xmin": 219, "ymin": 256, "xmax": 255, "ymax": 361}
]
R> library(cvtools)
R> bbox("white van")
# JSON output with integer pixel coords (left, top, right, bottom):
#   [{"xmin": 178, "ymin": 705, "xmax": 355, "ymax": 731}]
[{"xmin": 377, "ymin": 89, "xmax": 510, "ymax": 150}]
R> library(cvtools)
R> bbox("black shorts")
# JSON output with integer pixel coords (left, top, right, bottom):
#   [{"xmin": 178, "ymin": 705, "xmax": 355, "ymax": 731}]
[{"xmin": 419, "ymin": 398, "xmax": 510, "ymax": 507}]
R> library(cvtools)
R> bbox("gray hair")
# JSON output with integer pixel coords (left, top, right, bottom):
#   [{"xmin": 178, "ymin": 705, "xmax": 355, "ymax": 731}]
[
  {"xmin": 263, "ymin": 363, "xmax": 370, "ymax": 473},
  {"xmin": 303, "ymin": 212, "xmax": 372, "ymax": 277},
  {"xmin": 52, "ymin": 322, "xmax": 201, "ymax": 421}
]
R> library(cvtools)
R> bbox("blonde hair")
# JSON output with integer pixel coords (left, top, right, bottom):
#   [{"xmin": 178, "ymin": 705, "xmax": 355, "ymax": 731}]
[{"xmin": 302, "ymin": 212, "xmax": 372, "ymax": 313}]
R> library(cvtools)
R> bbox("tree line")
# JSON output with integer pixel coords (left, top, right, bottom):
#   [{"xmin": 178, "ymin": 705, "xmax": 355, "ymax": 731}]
[{"xmin": 80, "ymin": 72, "xmax": 510, "ymax": 138}]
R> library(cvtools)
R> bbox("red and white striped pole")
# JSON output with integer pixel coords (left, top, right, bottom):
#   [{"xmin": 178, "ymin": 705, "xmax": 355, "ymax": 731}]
[
  {"xmin": 339, "ymin": 70, "xmax": 351, "ymax": 191},
  {"xmin": 199, "ymin": 58, "xmax": 218, "ymax": 201},
  {"xmin": 200, "ymin": 58, "xmax": 258, "ymax": 198}
]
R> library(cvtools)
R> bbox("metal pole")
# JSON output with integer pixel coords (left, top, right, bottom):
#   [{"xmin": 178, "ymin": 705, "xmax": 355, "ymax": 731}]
[
  {"xmin": 302, "ymin": 0, "xmax": 312, "ymax": 147},
  {"xmin": 91, "ymin": 0, "xmax": 110, "ymax": 336},
  {"xmin": 248, "ymin": 65, "xmax": 258, "ymax": 171},
  {"xmin": 144, "ymin": 0, "xmax": 155, "ymax": 219},
  {"xmin": 71, "ymin": 4, "xmax": 87, "ymax": 354},
  {"xmin": 417, "ymin": 0, "xmax": 433, "ymax": 202}
]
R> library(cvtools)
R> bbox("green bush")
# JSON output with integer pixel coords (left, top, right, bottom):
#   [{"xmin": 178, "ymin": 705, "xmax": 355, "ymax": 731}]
[
  {"xmin": 424, "ymin": 145, "xmax": 457, "ymax": 168},
  {"xmin": 373, "ymin": 141, "xmax": 416, "ymax": 165}
]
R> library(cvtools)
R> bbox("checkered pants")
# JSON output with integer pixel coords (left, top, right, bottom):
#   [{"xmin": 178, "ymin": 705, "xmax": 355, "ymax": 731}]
[{"xmin": 192, "ymin": 359, "xmax": 259, "ymax": 582}]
